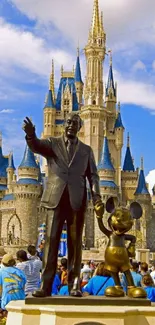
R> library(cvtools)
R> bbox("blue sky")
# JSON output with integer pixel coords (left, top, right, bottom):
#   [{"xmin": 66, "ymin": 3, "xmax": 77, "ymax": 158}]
[{"xmin": 0, "ymin": 0, "xmax": 155, "ymax": 190}]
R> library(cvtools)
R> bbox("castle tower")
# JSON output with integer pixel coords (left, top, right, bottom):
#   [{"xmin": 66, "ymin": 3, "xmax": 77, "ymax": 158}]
[
  {"xmin": 84, "ymin": 0, "xmax": 106, "ymax": 106},
  {"xmin": 79, "ymin": 0, "xmax": 106, "ymax": 163},
  {"xmin": 7, "ymin": 152, "xmax": 15, "ymax": 190},
  {"xmin": 134, "ymin": 157, "xmax": 151, "ymax": 249},
  {"xmin": 74, "ymin": 48, "xmax": 83, "ymax": 106},
  {"xmin": 43, "ymin": 66, "xmax": 56, "ymax": 138},
  {"xmin": 14, "ymin": 145, "xmax": 42, "ymax": 243},
  {"xmin": 121, "ymin": 133, "xmax": 139, "ymax": 204}
]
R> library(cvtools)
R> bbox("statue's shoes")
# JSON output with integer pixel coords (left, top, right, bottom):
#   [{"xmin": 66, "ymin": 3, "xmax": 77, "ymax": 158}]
[
  {"xmin": 32, "ymin": 289, "xmax": 51, "ymax": 298},
  {"xmin": 104, "ymin": 286, "xmax": 125, "ymax": 297},
  {"xmin": 70, "ymin": 289, "xmax": 82, "ymax": 297},
  {"xmin": 127, "ymin": 286, "xmax": 147, "ymax": 298}
]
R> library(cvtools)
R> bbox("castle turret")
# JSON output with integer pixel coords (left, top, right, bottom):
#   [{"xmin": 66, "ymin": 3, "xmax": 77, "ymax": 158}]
[
  {"xmin": 98, "ymin": 134, "xmax": 118, "ymax": 200},
  {"xmin": 7, "ymin": 152, "xmax": 15, "ymax": 190},
  {"xmin": 75, "ymin": 48, "xmax": 83, "ymax": 106},
  {"xmin": 121, "ymin": 133, "xmax": 139, "ymax": 204},
  {"xmin": 123, "ymin": 133, "xmax": 134, "ymax": 172},
  {"xmin": 14, "ymin": 145, "xmax": 42, "ymax": 244},
  {"xmin": 134, "ymin": 157, "xmax": 151, "ymax": 249}
]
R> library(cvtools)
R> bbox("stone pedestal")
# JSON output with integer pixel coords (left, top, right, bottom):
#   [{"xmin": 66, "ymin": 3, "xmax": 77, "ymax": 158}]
[
  {"xmin": 136, "ymin": 248, "xmax": 150, "ymax": 264},
  {"xmin": 6, "ymin": 298, "xmax": 154, "ymax": 325}
]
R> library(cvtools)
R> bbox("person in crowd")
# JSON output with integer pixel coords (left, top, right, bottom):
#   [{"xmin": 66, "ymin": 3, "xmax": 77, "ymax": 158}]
[
  {"xmin": 142, "ymin": 274, "xmax": 155, "ymax": 302},
  {"xmin": 27, "ymin": 245, "xmax": 41, "ymax": 261},
  {"xmin": 140, "ymin": 262, "xmax": 149, "ymax": 277},
  {"xmin": 58, "ymin": 258, "xmax": 68, "ymax": 286},
  {"xmin": 16, "ymin": 250, "xmax": 42, "ymax": 295},
  {"xmin": 0, "ymin": 254, "xmax": 26, "ymax": 310},
  {"xmin": 51, "ymin": 269, "xmax": 61, "ymax": 295},
  {"xmin": 82, "ymin": 262, "xmax": 115, "ymax": 296},
  {"xmin": 121, "ymin": 261, "xmax": 142, "ymax": 292},
  {"xmin": 150, "ymin": 263, "xmax": 155, "ymax": 284},
  {"xmin": 80, "ymin": 261, "xmax": 92, "ymax": 287}
]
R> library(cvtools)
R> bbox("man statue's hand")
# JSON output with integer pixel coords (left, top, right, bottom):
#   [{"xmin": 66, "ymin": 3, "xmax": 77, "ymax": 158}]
[
  {"xmin": 22, "ymin": 117, "xmax": 35, "ymax": 137},
  {"xmin": 94, "ymin": 199, "xmax": 104, "ymax": 218}
]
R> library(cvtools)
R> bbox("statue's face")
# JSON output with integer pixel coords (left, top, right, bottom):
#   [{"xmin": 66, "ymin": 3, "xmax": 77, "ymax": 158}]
[
  {"xmin": 109, "ymin": 207, "xmax": 133, "ymax": 235},
  {"xmin": 65, "ymin": 115, "xmax": 80, "ymax": 139}
]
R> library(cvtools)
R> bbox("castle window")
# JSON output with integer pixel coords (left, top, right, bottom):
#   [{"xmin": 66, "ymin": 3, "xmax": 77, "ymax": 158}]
[
  {"xmin": 93, "ymin": 126, "xmax": 96, "ymax": 134},
  {"xmin": 93, "ymin": 100, "xmax": 96, "ymax": 105},
  {"xmin": 64, "ymin": 99, "xmax": 69, "ymax": 106}
]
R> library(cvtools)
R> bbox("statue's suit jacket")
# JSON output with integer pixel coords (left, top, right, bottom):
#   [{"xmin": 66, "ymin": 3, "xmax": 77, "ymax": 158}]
[{"xmin": 26, "ymin": 134, "xmax": 101, "ymax": 210}]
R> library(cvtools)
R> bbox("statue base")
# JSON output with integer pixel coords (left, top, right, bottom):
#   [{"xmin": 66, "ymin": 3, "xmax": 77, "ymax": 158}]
[
  {"xmin": 6, "ymin": 297, "xmax": 154, "ymax": 325},
  {"xmin": 25, "ymin": 295, "xmax": 151, "ymax": 306}
]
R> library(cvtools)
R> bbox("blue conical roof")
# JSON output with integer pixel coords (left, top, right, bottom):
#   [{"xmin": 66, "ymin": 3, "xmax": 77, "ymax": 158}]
[
  {"xmin": 19, "ymin": 145, "xmax": 39, "ymax": 169},
  {"xmin": 8, "ymin": 154, "xmax": 15, "ymax": 169},
  {"xmin": 106, "ymin": 63, "xmax": 116, "ymax": 97},
  {"xmin": 75, "ymin": 54, "xmax": 83, "ymax": 83},
  {"xmin": 44, "ymin": 90, "xmax": 55, "ymax": 109},
  {"xmin": 115, "ymin": 112, "xmax": 124, "ymax": 129},
  {"xmin": 135, "ymin": 169, "xmax": 149, "ymax": 195},
  {"xmin": 98, "ymin": 137, "xmax": 114, "ymax": 171},
  {"xmin": 123, "ymin": 147, "xmax": 135, "ymax": 172}
]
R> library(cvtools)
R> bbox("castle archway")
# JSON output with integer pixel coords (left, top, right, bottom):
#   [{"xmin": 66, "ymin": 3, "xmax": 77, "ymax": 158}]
[{"xmin": 7, "ymin": 213, "xmax": 22, "ymax": 245}]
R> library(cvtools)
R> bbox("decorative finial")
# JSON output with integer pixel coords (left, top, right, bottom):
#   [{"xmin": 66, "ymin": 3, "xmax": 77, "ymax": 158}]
[
  {"xmin": 100, "ymin": 11, "xmax": 104, "ymax": 31},
  {"xmin": 118, "ymin": 101, "xmax": 120, "ymax": 112},
  {"xmin": 127, "ymin": 132, "xmax": 130, "ymax": 147},
  {"xmin": 108, "ymin": 49, "xmax": 112, "ymax": 66},
  {"xmin": 77, "ymin": 45, "xmax": 80, "ymax": 57},
  {"xmin": 103, "ymin": 120, "xmax": 107, "ymax": 137},
  {"xmin": 61, "ymin": 65, "xmax": 63, "ymax": 77},
  {"xmin": 50, "ymin": 59, "xmax": 55, "ymax": 99},
  {"xmin": 72, "ymin": 65, "xmax": 75, "ymax": 73},
  {"xmin": 141, "ymin": 157, "xmax": 144, "ymax": 170}
]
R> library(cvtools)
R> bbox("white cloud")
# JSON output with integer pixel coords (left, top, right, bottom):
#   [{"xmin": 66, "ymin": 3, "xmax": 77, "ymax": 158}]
[
  {"xmin": 0, "ymin": 18, "xmax": 74, "ymax": 78},
  {"xmin": 146, "ymin": 170, "xmax": 155, "ymax": 194},
  {"xmin": 0, "ymin": 109, "xmax": 14, "ymax": 113},
  {"xmin": 132, "ymin": 60, "xmax": 146, "ymax": 71},
  {"xmin": 9, "ymin": 0, "xmax": 155, "ymax": 50},
  {"xmin": 116, "ymin": 73, "xmax": 155, "ymax": 110}
]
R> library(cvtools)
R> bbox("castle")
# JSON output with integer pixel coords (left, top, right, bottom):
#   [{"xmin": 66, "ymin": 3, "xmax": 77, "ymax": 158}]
[{"xmin": 0, "ymin": 0, "xmax": 155, "ymax": 254}]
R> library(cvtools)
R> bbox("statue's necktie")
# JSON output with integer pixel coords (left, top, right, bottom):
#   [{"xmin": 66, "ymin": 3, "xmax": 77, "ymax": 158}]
[{"xmin": 67, "ymin": 140, "xmax": 75, "ymax": 162}]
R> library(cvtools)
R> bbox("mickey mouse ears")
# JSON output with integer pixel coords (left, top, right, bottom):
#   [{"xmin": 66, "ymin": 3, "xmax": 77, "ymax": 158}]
[
  {"xmin": 106, "ymin": 197, "xmax": 143, "ymax": 219},
  {"xmin": 130, "ymin": 202, "xmax": 142, "ymax": 219}
]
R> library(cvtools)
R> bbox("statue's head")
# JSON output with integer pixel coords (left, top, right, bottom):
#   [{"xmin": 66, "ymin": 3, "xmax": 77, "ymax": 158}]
[
  {"xmin": 106, "ymin": 197, "xmax": 142, "ymax": 235},
  {"xmin": 64, "ymin": 113, "xmax": 83, "ymax": 139}
]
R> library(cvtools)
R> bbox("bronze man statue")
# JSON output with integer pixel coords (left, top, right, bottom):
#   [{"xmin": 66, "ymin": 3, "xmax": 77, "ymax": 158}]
[{"xmin": 23, "ymin": 113, "xmax": 103, "ymax": 297}]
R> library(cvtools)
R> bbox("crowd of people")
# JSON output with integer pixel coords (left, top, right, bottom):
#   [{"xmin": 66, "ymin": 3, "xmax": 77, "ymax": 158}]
[{"xmin": 0, "ymin": 248, "xmax": 155, "ymax": 320}]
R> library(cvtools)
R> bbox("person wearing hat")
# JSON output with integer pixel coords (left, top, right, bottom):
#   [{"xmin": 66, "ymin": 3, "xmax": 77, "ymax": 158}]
[{"xmin": 0, "ymin": 254, "xmax": 26, "ymax": 310}]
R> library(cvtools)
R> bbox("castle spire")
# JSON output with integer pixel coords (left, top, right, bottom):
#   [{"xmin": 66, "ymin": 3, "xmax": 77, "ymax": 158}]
[
  {"xmin": 8, "ymin": 152, "xmax": 15, "ymax": 169},
  {"xmin": 49, "ymin": 59, "xmax": 55, "ymax": 100},
  {"xmin": 19, "ymin": 145, "xmax": 39, "ymax": 169},
  {"xmin": 75, "ymin": 47, "xmax": 83, "ymax": 83},
  {"xmin": 98, "ymin": 136, "xmax": 114, "ymax": 171},
  {"xmin": 91, "ymin": 0, "xmax": 100, "ymax": 37},
  {"xmin": 106, "ymin": 51, "xmax": 116, "ymax": 97},
  {"xmin": 123, "ymin": 133, "xmax": 135, "ymax": 172},
  {"xmin": 135, "ymin": 157, "xmax": 149, "ymax": 195},
  {"xmin": 141, "ymin": 156, "xmax": 144, "ymax": 170},
  {"xmin": 114, "ymin": 103, "xmax": 124, "ymax": 129}
]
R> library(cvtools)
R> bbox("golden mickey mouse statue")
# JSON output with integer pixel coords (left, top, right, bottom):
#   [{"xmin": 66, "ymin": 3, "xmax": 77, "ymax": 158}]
[{"xmin": 96, "ymin": 197, "xmax": 147, "ymax": 298}]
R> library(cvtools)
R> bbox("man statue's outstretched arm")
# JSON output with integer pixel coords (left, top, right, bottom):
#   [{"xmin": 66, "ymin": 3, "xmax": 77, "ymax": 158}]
[{"xmin": 23, "ymin": 117, "xmax": 54, "ymax": 158}]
